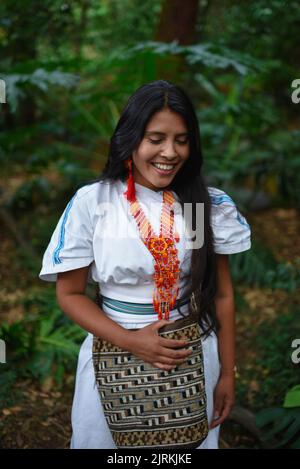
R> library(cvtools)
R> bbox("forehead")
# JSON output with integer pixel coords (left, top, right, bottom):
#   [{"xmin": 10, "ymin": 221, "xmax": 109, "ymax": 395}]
[{"xmin": 145, "ymin": 108, "xmax": 187, "ymax": 134}]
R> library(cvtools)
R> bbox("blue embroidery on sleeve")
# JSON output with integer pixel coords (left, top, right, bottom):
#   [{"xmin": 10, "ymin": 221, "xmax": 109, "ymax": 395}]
[
  {"xmin": 52, "ymin": 193, "xmax": 77, "ymax": 265},
  {"xmin": 210, "ymin": 194, "xmax": 235, "ymax": 206},
  {"xmin": 210, "ymin": 193, "xmax": 250, "ymax": 228},
  {"xmin": 236, "ymin": 211, "xmax": 250, "ymax": 228}
]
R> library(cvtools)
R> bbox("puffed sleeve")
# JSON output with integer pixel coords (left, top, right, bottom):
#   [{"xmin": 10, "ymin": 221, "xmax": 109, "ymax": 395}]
[
  {"xmin": 208, "ymin": 187, "xmax": 251, "ymax": 255},
  {"xmin": 39, "ymin": 186, "xmax": 94, "ymax": 282}
]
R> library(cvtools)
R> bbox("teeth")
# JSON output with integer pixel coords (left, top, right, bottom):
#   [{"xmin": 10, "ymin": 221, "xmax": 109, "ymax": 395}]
[{"xmin": 152, "ymin": 163, "xmax": 175, "ymax": 170}]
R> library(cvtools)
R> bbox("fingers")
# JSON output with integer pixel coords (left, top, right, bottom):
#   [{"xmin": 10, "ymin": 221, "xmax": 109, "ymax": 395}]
[
  {"xmin": 151, "ymin": 319, "xmax": 175, "ymax": 331},
  {"xmin": 151, "ymin": 319, "xmax": 191, "ymax": 349},
  {"xmin": 159, "ymin": 336, "xmax": 189, "ymax": 349},
  {"xmin": 157, "ymin": 347, "xmax": 192, "ymax": 361},
  {"xmin": 210, "ymin": 392, "xmax": 224, "ymax": 429},
  {"xmin": 153, "ymin": 361, "xmax": 188, "ymax": 371},
  {"xmin": 210, "ymin": 399, "xmax": 233, "ymax": 429},
  {"xmin": 210, "ymin": 396, "xmax": 223, "ymax": 428},
  {"xmin": 145, "ymin": 320, "xmax": 192, "ymax": 371},
  {"xmin": 152, "ymin": 348, "xmax": 192, "ymax": 369},
  {"xmin": 155, "ymin": 355, "xmax": 189, "ymax": 366},
  {"xmin": 153, "ymin": 362, "xmax": 175, "ymax": 371}
]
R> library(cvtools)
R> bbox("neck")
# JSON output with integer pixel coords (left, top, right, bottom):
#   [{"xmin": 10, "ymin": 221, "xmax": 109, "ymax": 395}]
[{"xmin": 132, "ymin": 168, "xmax": 171, "ymax": 192}]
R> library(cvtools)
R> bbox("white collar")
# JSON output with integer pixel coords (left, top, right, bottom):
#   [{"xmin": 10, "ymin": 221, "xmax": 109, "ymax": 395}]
[{"xmin": 118, "ymin": 180, "xmax": 179, "ymax": 202}]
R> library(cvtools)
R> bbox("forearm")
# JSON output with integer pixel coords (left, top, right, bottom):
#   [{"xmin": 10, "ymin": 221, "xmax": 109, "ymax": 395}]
[
  {"xmin": 58, "ymin": 293, "xmax": 132, "ymax": 349},
  {"xmin": 215, "ymin": 295, "xmax": 236, "ymax": 375}
]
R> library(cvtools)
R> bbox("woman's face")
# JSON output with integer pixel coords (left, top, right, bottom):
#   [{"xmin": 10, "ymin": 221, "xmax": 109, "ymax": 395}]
[{"xmin": 132, "ymin": 108, "xmax": 189, "ymax": 191}]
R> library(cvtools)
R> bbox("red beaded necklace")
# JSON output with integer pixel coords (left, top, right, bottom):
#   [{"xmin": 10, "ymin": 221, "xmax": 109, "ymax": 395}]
[{"xmin": 123, "ymin": 160, "xmax": 181, "ymax": 320}]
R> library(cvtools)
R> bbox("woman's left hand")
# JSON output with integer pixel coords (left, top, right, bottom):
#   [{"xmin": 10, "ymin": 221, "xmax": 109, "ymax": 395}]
[{"xmin": 210, "ymin": 372, "xmax": 235, "ymax": 429}]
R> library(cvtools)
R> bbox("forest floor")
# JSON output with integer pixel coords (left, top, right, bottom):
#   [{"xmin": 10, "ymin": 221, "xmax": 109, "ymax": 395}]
[{"xmin": 0, "ymin": 207, "xmax": 299, "ymax": 449}]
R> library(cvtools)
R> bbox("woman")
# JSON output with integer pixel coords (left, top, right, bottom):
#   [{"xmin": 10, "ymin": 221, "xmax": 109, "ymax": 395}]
[{"xmin": 39, "ymin": 80, "xmax": 251, "ymax": 449}]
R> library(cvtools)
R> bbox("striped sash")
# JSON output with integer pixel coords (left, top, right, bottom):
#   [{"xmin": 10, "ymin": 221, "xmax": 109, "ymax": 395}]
[{"xmin": 100, "ymin": 295, "xmax": 190, "ymax": 315}]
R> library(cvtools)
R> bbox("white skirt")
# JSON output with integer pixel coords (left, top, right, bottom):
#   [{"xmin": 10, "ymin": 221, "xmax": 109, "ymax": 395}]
[{"xmin": 70, "ymin": 306, "xmax": 221, "ymax": 449}]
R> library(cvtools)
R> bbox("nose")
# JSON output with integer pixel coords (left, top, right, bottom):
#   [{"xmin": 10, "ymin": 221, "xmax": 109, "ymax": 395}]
[{"xmin": 159, "ymin": 140, "xmax": 177, "ymax": 159}]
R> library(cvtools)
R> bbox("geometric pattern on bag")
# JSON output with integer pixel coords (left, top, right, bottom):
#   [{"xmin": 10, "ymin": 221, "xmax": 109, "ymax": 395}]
[{"xmin": 92, "ymin": 317, "xmax": 209, "ymax": 449}]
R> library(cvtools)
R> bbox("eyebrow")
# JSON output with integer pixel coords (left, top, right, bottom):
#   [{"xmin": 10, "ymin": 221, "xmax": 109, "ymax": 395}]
[{"xmin": 145, "ymin": 131, "xmax": 189, "ymax": 137}]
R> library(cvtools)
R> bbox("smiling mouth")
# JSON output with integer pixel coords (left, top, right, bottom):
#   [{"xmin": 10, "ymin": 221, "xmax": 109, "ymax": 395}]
[{"xmin": 151, "ymin": 162, "xmax": 177, "ymax": 172}]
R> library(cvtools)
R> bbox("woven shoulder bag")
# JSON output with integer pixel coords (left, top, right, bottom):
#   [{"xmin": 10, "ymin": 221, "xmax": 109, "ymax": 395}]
[{"xmin": 92, "ymin": 305, "xmax": 208, "ymax": 449}]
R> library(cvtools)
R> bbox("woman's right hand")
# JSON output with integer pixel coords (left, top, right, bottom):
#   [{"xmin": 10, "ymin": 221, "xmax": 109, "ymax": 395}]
[{"xmin": 126, "ymin": 319, "xmax": 192, "ymax": 371}]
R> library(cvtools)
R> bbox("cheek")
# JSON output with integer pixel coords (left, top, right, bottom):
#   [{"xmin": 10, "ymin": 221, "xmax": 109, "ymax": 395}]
[
  {"xmin": 136, "ymin": 146, "xmax": 157, "ymax": 165},
  {"xmin": 139, "ymin": 152, "xmax": 155, "ymax": 167}
]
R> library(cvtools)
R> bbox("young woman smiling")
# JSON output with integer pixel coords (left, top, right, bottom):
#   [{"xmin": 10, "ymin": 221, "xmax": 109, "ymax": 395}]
[{"xmin": 39, "ymin": 80, "xmax": 251, "ymax": 449}]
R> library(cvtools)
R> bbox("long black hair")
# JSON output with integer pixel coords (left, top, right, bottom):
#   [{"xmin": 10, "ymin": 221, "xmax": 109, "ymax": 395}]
[{"xmin": 87, "ymin": 80, "xmax": 219, "ymax": 337}]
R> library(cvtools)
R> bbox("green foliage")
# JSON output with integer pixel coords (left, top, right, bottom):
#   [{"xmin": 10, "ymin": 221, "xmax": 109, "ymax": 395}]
[
  {"xmin": 0, "ymin": 288, "xmax": 86, "ymax": 404},
  {"xmin": 3, "ymin": 69, "xmax": 79, "ymax": 113},
  {"xmin": 256, "ymin": 386, "xmax": 300, "ymax": 448},
  {"xmin": 230, "ymin": 239, "xmax": 300, "ymax": 292},
  {"xmin": 1, "ymin": 0, "xmax": 298, "ymax": 205},
  {"xmin": 283, "ymin": 385, "xmax": 300, "ymax": 408},
  {"xmin": 0, "ymin": 0, "xmax": 299, "ymax": 448},
  {"xmin": 0, "ymin": 370, "xmax": 20, "ymax": 408},
  {"xmin": 119, "ymin": 40, "xmax": 266, "ymax": 75},
  {"xmin": 200, "ymin": 0, "xmax": 300, "ymax": 205},
  {"xmin": 237, "ymin": 309, "xmax": 300, "ymax": 412}
]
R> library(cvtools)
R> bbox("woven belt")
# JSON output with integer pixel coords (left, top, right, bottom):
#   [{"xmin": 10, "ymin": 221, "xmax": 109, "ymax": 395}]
[{"xmin": 101, "ymin": 295, "xmax": 190, "ymax": 315}]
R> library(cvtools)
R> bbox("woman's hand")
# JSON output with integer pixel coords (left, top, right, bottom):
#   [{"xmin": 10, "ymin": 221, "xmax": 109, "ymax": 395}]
[
  {"xmin": 126, "ymin": 319, "xmax": 192, "ymax": 371},
  {"xmin": 210, "ymin": 372, "xmax": 235, "ymax": 429}
]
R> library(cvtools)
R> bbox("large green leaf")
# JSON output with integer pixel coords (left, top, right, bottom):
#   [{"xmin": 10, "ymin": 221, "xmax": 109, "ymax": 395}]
[
  {"xmin": 3, "ymin": 69, "xmax": 79, "ymax": 112},
  {"xmin": 275, "ymin": 411, "xmax": 300, "ymax": 447},
  {"xmin": 256, "ymin": 407, "xmax": 285, "ymax": 427},
  {"xmin": 283, "ymin": 385, "xmax": 300, "ymax": 408}
]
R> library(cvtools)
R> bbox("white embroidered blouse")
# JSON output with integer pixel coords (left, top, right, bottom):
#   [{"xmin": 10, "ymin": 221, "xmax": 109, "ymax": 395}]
[{"xmin": 39, "ymin": 179, "xmax": 251, "ymax": 303}]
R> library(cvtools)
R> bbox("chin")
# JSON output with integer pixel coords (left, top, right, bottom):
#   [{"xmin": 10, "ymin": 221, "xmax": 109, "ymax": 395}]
[{"xmin": 152, "ymin": 175, "xmax": 174, "ymax": 187}]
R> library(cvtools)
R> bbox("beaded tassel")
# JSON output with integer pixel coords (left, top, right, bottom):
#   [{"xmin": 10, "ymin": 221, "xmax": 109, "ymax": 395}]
[{"xmin": 124, "ymin": 158, "xmax": 136, "ymax": 202}]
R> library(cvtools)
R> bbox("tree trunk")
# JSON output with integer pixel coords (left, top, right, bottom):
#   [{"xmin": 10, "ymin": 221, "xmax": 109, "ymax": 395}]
[
  {"xmin": 153, "ymin": 0, "xmax": 199, "ymax": 81},
  {"xmin": 155, "ymin": 0, "xmax": 199, "ymax": 44}
]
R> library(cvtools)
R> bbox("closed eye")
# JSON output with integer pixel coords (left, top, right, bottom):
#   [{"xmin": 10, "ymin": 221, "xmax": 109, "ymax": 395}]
[{"xmin": 149, "ymin": 139, "xmax": 188, "ymax": 145}]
